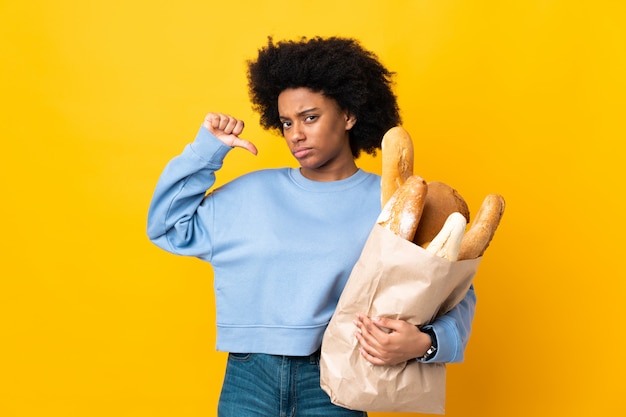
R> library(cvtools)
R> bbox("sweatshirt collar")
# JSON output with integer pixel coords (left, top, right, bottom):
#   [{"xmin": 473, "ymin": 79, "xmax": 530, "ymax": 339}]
[{"xmin": 288, "ymin": 168, "xmax": 371, "ymax": 192}]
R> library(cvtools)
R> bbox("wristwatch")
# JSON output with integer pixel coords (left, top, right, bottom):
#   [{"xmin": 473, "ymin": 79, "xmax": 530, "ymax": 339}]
[{"xmin": 419, "ymin": 327, "xmax": 438, "ymax": 361}]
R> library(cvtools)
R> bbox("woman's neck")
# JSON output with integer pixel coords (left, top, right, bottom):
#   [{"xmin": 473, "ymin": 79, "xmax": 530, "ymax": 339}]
[{"xmin": 299, "ymin": 161, "xmax": 358, "ymax": 182}]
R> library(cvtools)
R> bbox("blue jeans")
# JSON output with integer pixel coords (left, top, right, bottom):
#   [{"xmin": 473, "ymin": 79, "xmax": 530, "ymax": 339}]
[{"xmin": 218, "ymin": 351, "xmax": 367, "ymax": 417}]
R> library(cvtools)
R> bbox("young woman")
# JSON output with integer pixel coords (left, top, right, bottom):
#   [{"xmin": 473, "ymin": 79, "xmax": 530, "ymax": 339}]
[{"xmin": 147, "ymin": 36, "xmax": 476, "ymax": 417}]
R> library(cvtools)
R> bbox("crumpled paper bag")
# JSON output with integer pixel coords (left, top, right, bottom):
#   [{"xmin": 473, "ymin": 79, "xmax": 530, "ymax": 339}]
[{"xmin": 320, "ymin": 224, "xmax": 481, "ymax": 414}]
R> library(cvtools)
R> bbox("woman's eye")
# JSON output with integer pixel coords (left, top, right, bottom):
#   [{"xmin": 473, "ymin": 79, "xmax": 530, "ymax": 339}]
[
  {"xmin": 282, "ymin": 121, "xmax": 292, "ymax": 129},
  {"xmin": 305, "ymin": 115, "xmax": 317, "ymax": 122}
]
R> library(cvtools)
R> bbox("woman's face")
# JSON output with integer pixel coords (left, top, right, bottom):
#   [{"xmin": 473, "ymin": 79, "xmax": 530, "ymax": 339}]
[{"xmin": 278, "ymin": 87, "xmax": 357, "ymax": 181}]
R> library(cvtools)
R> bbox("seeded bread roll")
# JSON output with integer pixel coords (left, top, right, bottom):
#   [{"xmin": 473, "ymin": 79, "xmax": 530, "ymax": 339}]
[
  {"xmin": 377, "ymin": 175, "xmax": 428, "ymax": 241},
  {"xmin": 412, "ymin": 182, "xmax": 470, "ymax": 247},
  {"xmin": 458, "ymin": 194, "xmax": 506, "ymax": 260},
  {"xmin": 381, "ymin": 126, "xmax": 414, "ymax": 208}
]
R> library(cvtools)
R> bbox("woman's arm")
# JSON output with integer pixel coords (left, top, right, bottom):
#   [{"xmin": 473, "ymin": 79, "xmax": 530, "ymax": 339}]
[
  {"xmin": 147, "ymin": 113, "xmax": 256, "ymax": 256},
  {"xmin": 354, "ymin": 284, "xmax": 476, "ymax": 365}
]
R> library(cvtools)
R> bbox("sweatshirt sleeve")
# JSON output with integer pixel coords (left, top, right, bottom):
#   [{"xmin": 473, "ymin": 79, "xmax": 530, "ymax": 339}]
[
  {"xmin": 420, "ymin": 284, "xmax": 477, "ymax": 363},
  {"xmin": 146, "ymin": 126, "xmax": 232, "ymax": 258}
]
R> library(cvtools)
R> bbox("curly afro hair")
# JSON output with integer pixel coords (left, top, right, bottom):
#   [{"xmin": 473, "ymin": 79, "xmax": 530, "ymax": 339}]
[{"xmin": 247, "ymin": 36, "xmax": 401, "ymax": 158}]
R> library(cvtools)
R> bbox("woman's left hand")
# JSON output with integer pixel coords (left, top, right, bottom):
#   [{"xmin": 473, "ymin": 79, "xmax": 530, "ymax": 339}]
[{"xmin": 353, "ymin": 314, "xmax": 432, "ymax": 366}]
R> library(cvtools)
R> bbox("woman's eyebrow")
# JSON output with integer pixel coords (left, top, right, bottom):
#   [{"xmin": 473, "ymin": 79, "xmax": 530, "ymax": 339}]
[{"xmin": 279, "ymin": 107, "xmax": 320, "ymax": 120}]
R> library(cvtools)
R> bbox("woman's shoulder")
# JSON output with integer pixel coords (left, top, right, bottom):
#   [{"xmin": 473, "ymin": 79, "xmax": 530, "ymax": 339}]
[
  {"xmin": 236, "ymin": 167, "xmax": 292, "ymax": 182},
  {"xmin": 219, "ymin": 168, "xmax": 292, "ymax": 192}
]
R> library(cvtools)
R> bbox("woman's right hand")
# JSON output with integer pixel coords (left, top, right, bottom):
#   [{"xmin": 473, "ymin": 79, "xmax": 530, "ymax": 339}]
[{"xmin": 203, "ymin": 112, "xmax": 258, "ymax": 155}]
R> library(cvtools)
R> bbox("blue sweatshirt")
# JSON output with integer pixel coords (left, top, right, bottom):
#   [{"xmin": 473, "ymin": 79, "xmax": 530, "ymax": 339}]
[{"xmin": 147, "ymin": 127, "xmax": 476, "ymax": 360}]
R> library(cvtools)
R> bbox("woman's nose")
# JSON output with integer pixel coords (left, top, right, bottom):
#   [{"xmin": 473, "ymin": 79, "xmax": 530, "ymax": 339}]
[{"xmin": 288, "ymin": 123, "xmax": 305, "ymax": 143}]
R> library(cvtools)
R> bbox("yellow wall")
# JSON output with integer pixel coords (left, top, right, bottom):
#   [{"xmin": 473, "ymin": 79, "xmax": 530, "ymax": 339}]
[{"xmin": 1, "ymin": 1, "xmax": 624, "ymax": 416}]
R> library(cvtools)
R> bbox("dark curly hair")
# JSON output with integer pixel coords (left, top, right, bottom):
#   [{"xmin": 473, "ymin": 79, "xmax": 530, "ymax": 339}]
[{"xmin": 247, "ymin": 36, "xmax": 401, "ymax": 158}]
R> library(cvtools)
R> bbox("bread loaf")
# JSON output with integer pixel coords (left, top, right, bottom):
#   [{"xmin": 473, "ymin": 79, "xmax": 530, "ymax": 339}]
[
  {"xmin": 381, "ymin": 126, "xmax": 414, "ymax": 208},
  {"xmin": 424, "ymin": 212, "xmax": 467, "ymax": 261},
  {"xmin": 377, "ymin": 175, "xmax": 428, "ymax": 241},
  {"xmin": 412, "ymin": 182, "xmax": 470, "ymax": 247},
  {"xmin": 457, "ymin": 194, "xmax": 505, "ymax": 260}
]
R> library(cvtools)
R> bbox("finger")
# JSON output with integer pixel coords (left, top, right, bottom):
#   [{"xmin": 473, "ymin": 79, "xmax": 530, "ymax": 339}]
[
  {"xmin": 355, "ymin": 328, "xmax": 382, "ymax": 360},
  {"xmin": 218, "ymin": 114, "xmax": 231, "ymax": 131},
  {"xmin": 223, "ymin": 115, "xmax": 240, "ymax": 134},
  {"xmin": 372, "ymin": 316, "xmax": 402, "ymax": 333},
  {"xmin": 354, "ymin": 315, "xmax": 378, "ymax": 344},
  {"xmin": 359, "ymin": 346, "xmax": 385, "ymax": 366},
  {"xmin": 212, "ymin": 113, "xmax": 224, "ymax": 130},
  {"xmin": 232, "ymin": 119, "xmax": 245, "ymax": 136},
  {"xmin": 355, "ymin": 318, "xmax": 387, "ymax": 355},
  {"xmin": 203, "ymin": 113, "xmax": 219, "ymax": 131},
  {"xmin": 205, "ymin": 113, "xmax": 230, "ymax": 133},
  {"xmin": 360, "ymin": 315, "xmax": 392, "ymax": 338}
]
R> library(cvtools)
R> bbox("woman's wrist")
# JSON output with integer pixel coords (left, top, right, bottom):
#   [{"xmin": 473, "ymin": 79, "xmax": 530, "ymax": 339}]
[{"xmin": 417, "ymin": 327, "xmax": 438, "ymax": 361}]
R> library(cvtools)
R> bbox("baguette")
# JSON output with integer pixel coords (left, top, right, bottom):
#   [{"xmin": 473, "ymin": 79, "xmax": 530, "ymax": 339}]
[
  {"xmin": 457, "ymin": 194, "xmax": 505, "ymax": 260},
  {"xmin": 424, "ymin": 212, "xmax": 468, "ymax": 261},
  {"xmin": 377, "ymin": 175, "xmax": 428, "ymax": 241},
  {"xmin": 413, "ymin": 181, "xmax": 470, "ymax": 247},
  {"xmin": 381, "ymin": 126, "xmax": 414, "ymax": 208}
]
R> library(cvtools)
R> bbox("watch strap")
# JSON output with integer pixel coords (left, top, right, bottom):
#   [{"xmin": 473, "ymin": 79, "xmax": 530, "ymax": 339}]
[{"xmin": 419, "ymin": 327, "xmax": 438, "ymax": 361}]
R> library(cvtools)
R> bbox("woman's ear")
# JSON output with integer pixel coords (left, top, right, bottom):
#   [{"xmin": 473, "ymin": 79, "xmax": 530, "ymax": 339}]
[{"xmin": 345, "ymin": 113, "xmax": 357, "ymax": 130}]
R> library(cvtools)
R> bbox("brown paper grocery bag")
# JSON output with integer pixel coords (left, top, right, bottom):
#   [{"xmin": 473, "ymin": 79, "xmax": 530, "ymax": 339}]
[{"xmin": 320, "ymin": 224, "xmax": 481, "ymax": 414}]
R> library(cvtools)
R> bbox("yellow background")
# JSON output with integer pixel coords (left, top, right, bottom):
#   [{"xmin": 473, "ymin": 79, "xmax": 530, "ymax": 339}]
[{"xmin": 1, "ymin": 0, "xmax": 624, "ymax": 416}]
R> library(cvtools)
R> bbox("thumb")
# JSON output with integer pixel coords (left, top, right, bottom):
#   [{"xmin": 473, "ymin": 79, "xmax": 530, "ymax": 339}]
[{"xmin": 231, "ymin": 136, "xmax": 258, "ymax": 155}]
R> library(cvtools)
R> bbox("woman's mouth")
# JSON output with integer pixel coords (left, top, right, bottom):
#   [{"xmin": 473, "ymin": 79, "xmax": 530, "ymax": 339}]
[{"xmin": 293, "ymin": 148, "xmax": 312, "ymax": 159}]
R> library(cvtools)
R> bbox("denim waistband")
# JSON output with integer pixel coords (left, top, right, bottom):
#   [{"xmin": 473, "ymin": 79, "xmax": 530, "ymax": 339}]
[
  {"xmin": 283, "ymin": 348, "xmax": 321, "ymax": 364},
  {"xmin": 229, "ymin": 349, "xmax": 321, "ymax": 365}
]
